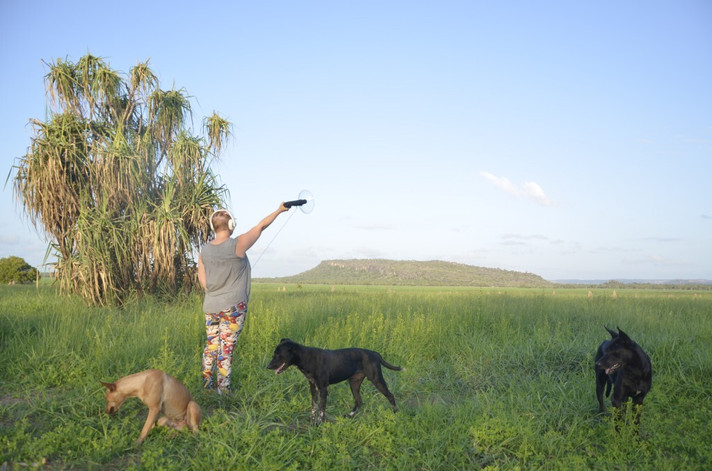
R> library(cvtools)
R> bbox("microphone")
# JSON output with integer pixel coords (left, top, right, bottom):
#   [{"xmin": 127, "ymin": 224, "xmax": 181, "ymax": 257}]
[{"xmin": 284, "ymin": 199, "xmax": 307, "ymax": 208}]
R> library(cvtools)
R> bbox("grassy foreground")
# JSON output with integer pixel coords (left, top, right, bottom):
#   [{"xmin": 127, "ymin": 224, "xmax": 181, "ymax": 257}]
[{"xmin": 1, "ymin": 283, "xmax": 711, "ymax": 470}]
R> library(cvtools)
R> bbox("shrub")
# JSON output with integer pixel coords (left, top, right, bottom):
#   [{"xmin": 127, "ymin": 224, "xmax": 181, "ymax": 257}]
[{"xmin": 0, "ymin": 256, "xmax": 38, "ymax": 284}]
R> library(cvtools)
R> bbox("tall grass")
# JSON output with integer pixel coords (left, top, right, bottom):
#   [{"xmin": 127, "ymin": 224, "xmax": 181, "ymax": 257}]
[{"xmin": 1, "ymin": 283, "xmax": 711, "ymax": 469}]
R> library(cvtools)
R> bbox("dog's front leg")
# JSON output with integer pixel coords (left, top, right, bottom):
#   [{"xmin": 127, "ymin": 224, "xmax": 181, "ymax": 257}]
[
  {"xmin": 595, "ymin": 371, "xmax": 608, "ymax": 413},
  {"xmin": 631, "ymin": 396, "xmax": 645, "ymax": 427},
  {"xmin": 611, "ymin": 395, "xmax": 631, "ymax": 433},
  {"xmin": 315, "ymin": 385, "xmax": 328, "ymax": 425},
  {"xmin": 137, "ymin": 407, "xmax": 161, "ymax": 444},
  {"xmin": 309, "ymin": 382, "xmax": 319, "ymax": 422},
  {"xmin": 609, "ymin": 381, "xmax": 626, "ymax": 432}
]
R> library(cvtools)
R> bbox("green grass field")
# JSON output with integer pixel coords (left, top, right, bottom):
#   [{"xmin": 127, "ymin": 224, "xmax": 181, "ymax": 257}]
[{"xmin": 1, "ymin": 283, "xmax": 711, "ymax": 469}]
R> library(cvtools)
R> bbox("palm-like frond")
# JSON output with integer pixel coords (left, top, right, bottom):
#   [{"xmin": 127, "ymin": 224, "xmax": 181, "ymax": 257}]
[
  {"xmin": 129, "ymin": 60, "xmax": 158, "ymax": 96},
  {"xmin": 148, "ymin": 88, "xmax": 192, "ymax": 151},
  {"xmin": 204, "ymin": 112, "xmax": 232, "ymax": 155},
  {"xmin": 44, "ymin": 58, "xmax": 80, "ymax": 114}
]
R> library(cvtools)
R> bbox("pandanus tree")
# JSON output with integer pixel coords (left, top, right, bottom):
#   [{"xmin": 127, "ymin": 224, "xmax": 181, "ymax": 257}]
[{"xmin": 12, "ymin": 53, "xmax": 231, "ymax": 305}]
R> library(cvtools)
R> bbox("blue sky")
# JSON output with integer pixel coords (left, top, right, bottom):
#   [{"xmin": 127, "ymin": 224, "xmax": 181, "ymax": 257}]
[{"xmin": 1, "ymin": 1, "xmax": 710, "ymax": 280}]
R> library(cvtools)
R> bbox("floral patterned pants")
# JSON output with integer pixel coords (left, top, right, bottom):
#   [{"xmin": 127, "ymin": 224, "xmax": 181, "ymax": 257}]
[{"xmin": 202, "ymin": 302, "xmax": 246, "ymax": 393}]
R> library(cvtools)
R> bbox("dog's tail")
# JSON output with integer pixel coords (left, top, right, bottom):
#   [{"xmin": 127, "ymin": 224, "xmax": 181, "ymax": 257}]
[{"xmin": 380, "ymin": 357, "xmax": 403, "ymax": 371}]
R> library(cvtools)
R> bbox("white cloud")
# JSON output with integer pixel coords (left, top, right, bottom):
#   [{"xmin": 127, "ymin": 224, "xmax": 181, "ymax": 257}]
[
  {"xmin": 480, "ymin": 172, "xmax": 555, "ymax": 207},
  {"xmin": 522, "ymin": 181, "xmax": 555, "ymax": 206},
  {"xmin": 480, "ymin": 172, "xmax": 517, "ymax": 196}
]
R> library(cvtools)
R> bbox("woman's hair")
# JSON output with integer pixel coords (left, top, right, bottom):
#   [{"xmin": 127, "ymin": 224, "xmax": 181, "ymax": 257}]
[{"xmin": 211, "ymin": 210, "xmax": 235, "ymax": 232}]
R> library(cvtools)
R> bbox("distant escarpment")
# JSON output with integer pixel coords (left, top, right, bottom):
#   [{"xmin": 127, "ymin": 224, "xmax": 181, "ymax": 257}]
[{"xmin": 259, "ymin": 259, "xmax": 553, "ymax": 288}]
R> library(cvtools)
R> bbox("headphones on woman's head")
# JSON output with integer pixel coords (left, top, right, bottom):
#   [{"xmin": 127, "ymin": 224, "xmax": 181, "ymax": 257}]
[{"xmin": 209, "ymin": 209, "xmax": 235, "ymax": 232}]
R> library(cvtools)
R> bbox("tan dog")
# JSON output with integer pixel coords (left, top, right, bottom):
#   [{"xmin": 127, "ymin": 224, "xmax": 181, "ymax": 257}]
[{"xmin": 100, "ymin": 369, "xmax": 201, "ymax": 444}]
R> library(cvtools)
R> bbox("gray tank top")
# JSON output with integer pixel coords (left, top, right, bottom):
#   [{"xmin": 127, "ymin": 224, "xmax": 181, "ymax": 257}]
[{"xmin": 200, "ymin": 237, "xmax": 251, "ymax": 313}]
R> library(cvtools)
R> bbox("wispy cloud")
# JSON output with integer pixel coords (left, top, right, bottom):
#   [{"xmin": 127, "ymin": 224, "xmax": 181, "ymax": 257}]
[
  {"xmin": 348, "ymin": 247, "xmax": 387, "ymax": 259},
  {"xmin": 639, "ymin": 237, "xmax": 681, "ymax": 243},
  {"xmin": 500, "ymin": 233, "xmax": 566, "ymax": 247},
  {"xmin": 623, "ymin": 254, "xmax": 686, "ymax": 268},
  {"xmin": 480, "ymin": 172, "xmax": 555, "ymax": 207},
  {"xmin": 676, "ymin": 134, "xmax": 708, "ymax": 146},
  {"xmin": 501, "ymin": 234, "xmax": 549, "ymax": 245},
  {"xmin": 343, "ymin": 217, "xmax": 397, "ymax": 231},
  {"xmin": 591, "ymin": 246, "xmax": 633, "ymax": 254}
]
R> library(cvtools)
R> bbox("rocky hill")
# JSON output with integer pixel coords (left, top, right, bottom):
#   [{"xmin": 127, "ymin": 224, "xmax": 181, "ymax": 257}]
[{"xmin": 258, "ymin": 259, "xmax": 553, "ymax": 287}]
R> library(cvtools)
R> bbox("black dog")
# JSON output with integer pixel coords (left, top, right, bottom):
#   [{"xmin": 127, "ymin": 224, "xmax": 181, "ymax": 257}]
[
  {"xmin": 595, "ymin": 327, "xmax": 652, "ymax": 426},
  {"xmin": 267, "ymin": 338, "xmax": 402, "ymax": 424}
]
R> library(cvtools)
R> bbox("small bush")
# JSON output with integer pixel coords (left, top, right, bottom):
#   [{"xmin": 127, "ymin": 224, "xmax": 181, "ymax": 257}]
[{"xmin": 0, "ymin": 256, "xmax": 37, "ymax": 284}]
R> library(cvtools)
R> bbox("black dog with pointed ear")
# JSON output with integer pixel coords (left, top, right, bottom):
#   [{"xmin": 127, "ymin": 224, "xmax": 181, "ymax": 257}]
[
  {"xmin": 595, "ymin": 327, "xmax": 652, "ymax": 426},
  {"xmin": 267, "ymin": 338, "xmax": 401, "ymax": 424}
]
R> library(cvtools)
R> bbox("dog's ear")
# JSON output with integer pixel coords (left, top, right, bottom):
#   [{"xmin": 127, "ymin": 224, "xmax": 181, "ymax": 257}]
[
  {"xmin": 280, "ymin": 338, "xmax": 291, "ymax": 344},
  {"xmin": 616, "ymin": 327, "xmax": 632, "ymax": 343},
  {"xmin": 100, "ymin": 381, "xmax": 116, "ymax": 392},
  {"xmin": 604, "ymin": 326, "xmax": 618, "ymax": 338}
]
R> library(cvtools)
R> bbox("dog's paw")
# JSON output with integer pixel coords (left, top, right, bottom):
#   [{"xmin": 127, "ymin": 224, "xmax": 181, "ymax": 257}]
[
  {"xmin": 312, "ymin": 414, "xmax": 326, "ymax": 426},
  {"xmin": 157, "ymin": 417, "xmax": 171, "ymax": 427}
]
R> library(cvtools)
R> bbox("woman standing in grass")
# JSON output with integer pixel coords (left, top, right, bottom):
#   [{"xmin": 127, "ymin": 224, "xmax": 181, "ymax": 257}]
[{"xmin": 198, "ymin": 203, "xmax": 290, "ymax": 394}]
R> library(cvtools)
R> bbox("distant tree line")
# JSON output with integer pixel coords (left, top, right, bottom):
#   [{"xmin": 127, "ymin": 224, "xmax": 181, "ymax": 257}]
[{"xmin": 598, "ymin": 280, "xmax": 712, "ymax": 291}]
